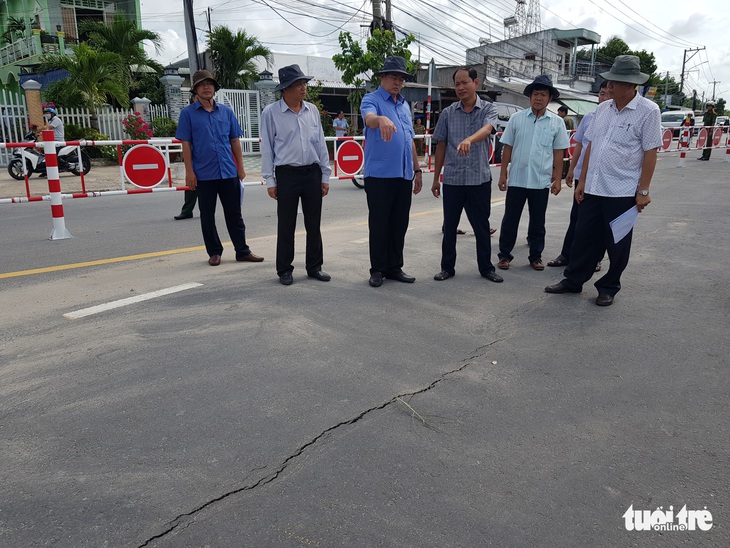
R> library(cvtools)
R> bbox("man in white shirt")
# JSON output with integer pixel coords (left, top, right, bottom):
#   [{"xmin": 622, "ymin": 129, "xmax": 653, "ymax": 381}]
[
  {"xmin": 545, "ymin": 55, "xmax": 662, "ymax": 306},
  {"xmin": 43, "ymin": 107, "xmax": 64, "ymax": 142},
  {"xmin": 333, "ymin": 111, "xmax": 349, "ymax": 138}
]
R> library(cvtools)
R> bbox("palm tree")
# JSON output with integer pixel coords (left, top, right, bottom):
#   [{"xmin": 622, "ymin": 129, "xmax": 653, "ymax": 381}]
[
  {"xmin": 207, "ymin": 26, "xmax": 273, "ymax": 89},
  {"xmin": 79, "ymin": 14, "xmax": 164, "ymax": 87},
  {"xmin": 40, "ymin": 44, "xmax": 129, "ymax": 130},
  {"xmin": 1, "ymin": 16, "xmax": 29, "ymax": 45}
]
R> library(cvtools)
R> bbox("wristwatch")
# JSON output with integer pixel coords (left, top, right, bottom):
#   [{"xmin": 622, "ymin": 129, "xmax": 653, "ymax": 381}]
[{"xmin": 636, "ymin": 189, "xmax": 649, "ymax": 196}]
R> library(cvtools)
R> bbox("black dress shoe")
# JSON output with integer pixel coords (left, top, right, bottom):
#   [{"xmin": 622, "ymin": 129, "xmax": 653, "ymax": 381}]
[
  {"xmin": 595, "ymin": 293, "xmax": 614, "ymax": 306},
  {"xmin": 307, "ymin": 270, "xmax": 331, "ymax": 282},
  {"xmin": 433, "ymin": 271, "xmax": 453, "ymax": 281},
  {"xmin": 384, "ymin": 270, "xmax": 415, "ymax": 283},
  {"xmin": 208, "ymin": 254, "xmax": 221, "ymax": 266},
  {"xmin": 483, "ymin": 271, "xmax": 504, "ymax": 283},
  {"xmin": 369, "ymin": 271, "xmax": 383, "ymax": 287},
  {"xmin": 237, "ymin": 252, "xmax": 264, "ymax": 262},
  {"xmin": 174, "ymin": 213, "xmax": 193, "ymax": 220},
  {"xmin": 544, "ymin": 281, "xmax": 581, "ymax": 294},
  {"xmin": 279, "ymin": 272, "xmax": 293, "ymax": 285}
]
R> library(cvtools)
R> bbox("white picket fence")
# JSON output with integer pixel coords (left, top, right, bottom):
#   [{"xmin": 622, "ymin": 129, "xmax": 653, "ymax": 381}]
[{"xmin": 57, "ymin": 105, "xmax": 170, "ymax": 140}]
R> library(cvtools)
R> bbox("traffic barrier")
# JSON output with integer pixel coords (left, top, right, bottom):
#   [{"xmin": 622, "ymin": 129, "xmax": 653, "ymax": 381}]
[{"xmin": 42, "ymin": 130, "xmax": 73, "ymax": 240}]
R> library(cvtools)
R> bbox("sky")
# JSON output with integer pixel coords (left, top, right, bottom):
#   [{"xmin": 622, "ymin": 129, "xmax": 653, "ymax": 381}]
[{"xmin": 140, "ymin": 0, "xmax": 729, "ymax": 102}]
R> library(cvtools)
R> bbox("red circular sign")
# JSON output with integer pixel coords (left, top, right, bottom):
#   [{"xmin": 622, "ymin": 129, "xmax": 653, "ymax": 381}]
[
  {"xmin": 567, "ymin": 130, "xmax": 578, "ymax": 159},
  {"xmin": 712, "ymin": 127, "xmax": 723, "ymax": 147},
  {"xmin": 336, "ymin": 140, "xmax": 364, "ymax": 176},
  {"xmin": 695, "ymin": 128, "xmax": 708, "ymax": 150},
  {"xmin": 661, "ymin": 129, "xmax": 673, "ymax": 151},
  {"xmin": 123, "ymin": 145, "xmax": 167, "ymax": 188}
]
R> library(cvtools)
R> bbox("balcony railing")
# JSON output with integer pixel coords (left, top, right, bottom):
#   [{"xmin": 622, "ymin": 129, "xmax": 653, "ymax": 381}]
[{"xmin": 0, "ymin": 34, "xmax": 64, "ymax": 68}]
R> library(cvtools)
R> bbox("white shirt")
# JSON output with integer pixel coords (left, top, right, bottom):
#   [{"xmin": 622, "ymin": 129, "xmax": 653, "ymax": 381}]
[
  {"xmin": 584, "ymin": 94, "xmax": 661, "ymax": 197},
  {"xmin": 333, "ymin": 117, "xmax": 349, "ymax": 137}
]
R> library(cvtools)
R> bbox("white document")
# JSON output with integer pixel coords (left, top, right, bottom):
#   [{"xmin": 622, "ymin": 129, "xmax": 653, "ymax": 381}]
[{"xmin": 610, "ymin": 205, "xmax": 639, "ymax": 244}]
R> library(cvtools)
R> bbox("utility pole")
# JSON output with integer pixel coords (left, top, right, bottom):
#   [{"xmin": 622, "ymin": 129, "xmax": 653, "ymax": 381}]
[
  {"xmin": 711, "ymin": 80, "xmax": 720, "ymax": 101},
  {"xmin": 680, "ymin": 47, "xmax": 705, "ymax": 95},
  {"xmin": 183, "ymin": 0, "xmax": 200, "ymax": 74},
  {"xmin": 384, "ymin": 0, "xmax": 393, "ymax": 30},
  {"xmin": 370, "ymin": 0, "xmax": 384, "ymax": 34},
  {"xmin": 664, "ymin": 70, "xmax": 669, "ymax": 107}
]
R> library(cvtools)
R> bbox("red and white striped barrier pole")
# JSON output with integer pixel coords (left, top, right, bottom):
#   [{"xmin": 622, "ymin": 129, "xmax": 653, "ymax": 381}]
[
  {"xmin": 677, "ymin": 127, "xmax": 689, "ymax": 168},
  {"xmin": 42, "ymin": 130, "xmax": 73, "ymax": 240}
]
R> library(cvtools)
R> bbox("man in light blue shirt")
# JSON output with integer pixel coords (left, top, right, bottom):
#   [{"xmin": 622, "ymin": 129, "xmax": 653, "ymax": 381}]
[
  {"xmin": 361, "ymin": 56, "xmax": 422, "ymax": 288},
  {"xmin": 497, "ymin": 75, "xmax": 569, "ymax": 271},
  {"xmin": 261, "ymin": 64, "xmax": 332, "ymax": 285}
]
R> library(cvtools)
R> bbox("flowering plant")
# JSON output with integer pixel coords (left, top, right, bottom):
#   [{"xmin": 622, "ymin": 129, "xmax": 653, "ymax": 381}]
[{"xmin": 123, "ymin": 112, "xmax": 153, "ymax": 139}]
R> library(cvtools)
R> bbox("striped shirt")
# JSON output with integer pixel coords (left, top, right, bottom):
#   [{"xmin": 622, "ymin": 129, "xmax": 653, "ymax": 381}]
[
  {"xmin": 500, "ymin": 108, "xmax": 570, "ymax": 189},
  {"xmin": 584, "ymin": 94, "xmax": 662, "ymax": 197},
  {"xmin": 432, "ymin": 97, "xmax": 497, "ymax": 185},
  {"xmin": 260, "ymin": 99, "xmax": 332, "ymax": 188}
]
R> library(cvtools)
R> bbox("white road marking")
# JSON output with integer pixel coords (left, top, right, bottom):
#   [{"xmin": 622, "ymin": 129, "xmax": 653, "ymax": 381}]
[
  {"xmin": 63, "ymin": 283, "xmax": 203, "ymax": 319},
  {"xmin": 350, "ymin": 237, "xmax": 369, "ymax": 244}
]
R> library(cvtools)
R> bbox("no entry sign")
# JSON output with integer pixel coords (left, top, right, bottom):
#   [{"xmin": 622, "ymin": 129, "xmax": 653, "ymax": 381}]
[
  {"xmin": 695, "ymin": 128, "xmax": 709, "ymax": 150},
  {"xmin": 661, "ymin": 129, "xmax": 673, "ymax": 151},
  {"xmin": 336, "ymin": 140, "xmax": 364, "ymax": 176},
  {"xmin": 712, "ymin": 127, "xmax": 723, "ymax": 147},
  {"xmin": 123, "ymin": 145, "xmax": 167, "ymax": 188}
]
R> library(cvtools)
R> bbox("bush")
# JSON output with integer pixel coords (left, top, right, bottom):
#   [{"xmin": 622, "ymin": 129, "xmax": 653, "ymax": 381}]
[
  {"xmin": 123, "ymin": 112, "xmax": 153, "ymax": 139},
  {"xmin": 150, "ymin": 117, "xmax": 177, "ymax": 137},
  {"xmin": 64, "ymin": 124, "xmax": 117, "ymax": 160}
]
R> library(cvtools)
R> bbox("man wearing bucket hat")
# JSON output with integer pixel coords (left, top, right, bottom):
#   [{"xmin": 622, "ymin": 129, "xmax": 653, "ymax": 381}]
[
  {"xmin": 261, "ymin": 64, "xmax": 332, "ymax": 286},
  {"xmin": 360, "ymin": 55, "xmax": 422, "ymax": 288},
  {"xmin": 176, "ymin": 69, "xmax": 263, "ymax": 266},
  {"xmin": 496, "ymin": 74, "xmax": 570, "ymax": 272},
  {"xmin": 545, "ymin": 55, "xmax": 662, "ymax": 306}
]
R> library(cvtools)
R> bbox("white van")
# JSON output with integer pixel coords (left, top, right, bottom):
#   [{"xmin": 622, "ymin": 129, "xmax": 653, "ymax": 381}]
[{"xmin": 661, "ymin": 110, "xmax": 695, "ymax": 137}]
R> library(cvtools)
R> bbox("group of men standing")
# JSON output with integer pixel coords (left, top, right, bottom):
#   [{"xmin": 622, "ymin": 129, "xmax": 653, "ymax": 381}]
[{"xmin": 176, "ymin": 53, "xmax": 661, "ymax": 306}]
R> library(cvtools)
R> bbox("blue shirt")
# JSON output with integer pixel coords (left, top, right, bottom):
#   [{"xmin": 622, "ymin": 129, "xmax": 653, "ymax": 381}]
[
  {"xmin": 360, "ymin": 86, "xmax": 415, "ymax": 179},
  {"xmin": 500, "ymin": 108, "xmax": 570, "ymax": 189},
  {"xmin": 260, "ymin": 99, "xmax": 332, "ymax": 188},
  {"xmin": 572, "ymin": 110, "xmax": 594, "ymax": 180},
  {"xmin": 176, "ymin": 101, "xmax": 243, "ymax": 181},
  {"xmin": 432, "ymin": 97, "xmax": 497, "ymax": 185}
]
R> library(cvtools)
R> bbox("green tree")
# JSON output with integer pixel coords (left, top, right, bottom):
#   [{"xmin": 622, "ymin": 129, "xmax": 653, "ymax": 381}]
[
  {"xmin": 715, "ymin": 98, "xmax": 726, "ymax": 116},
  {"xmin": 79, "ymin": 14, "xmax": 164, "ymax": 100},
  {"xmin": 40, "ymin": 44, "xmax": 129, "ymax": 130},
  {"xmin": 579, "ymin": 35, "xmax": 659, "ymax": 85},
  {"xmin": 332, "ymin": 29, "xmax": 416, "ymax": 131},
  {"xmin": 206, "ymin": 26, "xmax": 273, "ymax": 89},
  {"xmin": 1, "ymin": 16, "xmax": 29, "ymax": 45}
]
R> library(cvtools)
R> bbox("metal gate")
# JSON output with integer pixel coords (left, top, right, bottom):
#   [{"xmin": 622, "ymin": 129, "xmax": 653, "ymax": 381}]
[
  {"xmin": 216, "ymin": 89, "xmax": 260, "ymax": 154},
  {"xmin": 0, "ymin": 89, "xmax": 30, "ymax": 167}
]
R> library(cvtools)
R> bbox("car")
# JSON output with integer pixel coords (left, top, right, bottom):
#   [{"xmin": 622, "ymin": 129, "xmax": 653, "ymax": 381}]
[
  {"xmin": 661, "ymin": 110, "xmax": 695, "ymax": 138},
  {"xmin": 491, "ymin": 101, "xmax": 524, "ymax": 164},
  {"xmin": 716, "ymin": 115, "xmax": 729, "ymax": 133}
]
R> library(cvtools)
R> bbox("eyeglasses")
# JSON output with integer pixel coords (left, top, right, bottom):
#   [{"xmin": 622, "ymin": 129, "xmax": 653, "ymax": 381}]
[{"xmin": 383, "ymin": 74, "xmax": 406, "ymax": 83}]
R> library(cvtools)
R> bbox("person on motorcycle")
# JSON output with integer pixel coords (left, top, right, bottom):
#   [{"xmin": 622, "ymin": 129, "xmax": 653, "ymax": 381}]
[{"xmin": 43, "ymin": 107, "xmax": 64, "ymax": 143}]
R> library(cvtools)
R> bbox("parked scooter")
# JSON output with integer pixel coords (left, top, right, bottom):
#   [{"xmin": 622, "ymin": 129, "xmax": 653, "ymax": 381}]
[{"xmin": 7, "ymin": 127, "xmax": 91, "ymax": 180}]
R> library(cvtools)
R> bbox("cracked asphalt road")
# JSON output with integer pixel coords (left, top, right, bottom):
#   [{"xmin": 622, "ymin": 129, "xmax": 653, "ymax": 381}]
[{"xmin": 0, "ymin": 156, "xmax": 727, "ymax": 547}]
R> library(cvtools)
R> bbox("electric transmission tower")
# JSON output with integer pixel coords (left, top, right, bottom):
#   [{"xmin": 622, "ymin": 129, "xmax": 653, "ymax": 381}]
[{"xmin": 525, "ymin": 0, "xmax": 541, "ymax": 34}]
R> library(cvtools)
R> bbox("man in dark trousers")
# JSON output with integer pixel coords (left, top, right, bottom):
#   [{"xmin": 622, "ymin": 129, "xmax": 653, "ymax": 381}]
[
  {"xmin": 261, "ymin": 65, "xmax": 332, "ymax": 286},
  {"xmin": 698, "ymin": 102, "xmax": 717, "ymax": 161},
  {"xmin": 360, "ymin": 56, "xmax": 422, "ymax": 288},
  {"xmin": 176, "ymin": 70, "xmax": 264, "ymax": 266},
  {"xmin": 430, "ymin": 66, "xmax": 502, "ymax": 283},
  {"xmin": 545, "ymin": 55, "xmax": 661, "ymax": 306}
]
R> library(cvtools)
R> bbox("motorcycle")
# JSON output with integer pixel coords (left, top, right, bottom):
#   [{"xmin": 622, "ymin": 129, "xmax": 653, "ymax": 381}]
[{"xmin": 7, "ymin": 128, "xmax": 92, "ymax": 180}]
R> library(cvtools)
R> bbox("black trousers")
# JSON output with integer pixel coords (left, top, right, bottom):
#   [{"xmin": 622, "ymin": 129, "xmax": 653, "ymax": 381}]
[
  {"xmin": 196, "ymin": 177, "xmax": 250, "ymax": 258},
  {"xmin": 562, "ymin": 194, "xmax": 635, "ymax": 296},
  {"xmin": 498, "ymin": 186, "xmax": 549, "ymax": 263},
  {"xmin": 559, "ymin": 187, "xmax": 580, "ymax": 260},
  {"xmin": 179, "ymin": 189, "xmax": 197, "ymax": 216},
  {"xmin": 441, "ymin": 182, "xmax": 495, "ymax": 275},
  {"xmin": 274, "ymin": 164, "xmax": 323, "ymax": 276},
  {"xmin": 364, "ymin": 177, "xmax": 413, "ymax": 274}
]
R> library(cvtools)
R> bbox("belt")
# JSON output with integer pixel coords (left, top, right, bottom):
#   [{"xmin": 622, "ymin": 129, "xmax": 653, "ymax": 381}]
[{"xmin": 277, "ymin": 163, "xmax": 318, "ymax": 172}]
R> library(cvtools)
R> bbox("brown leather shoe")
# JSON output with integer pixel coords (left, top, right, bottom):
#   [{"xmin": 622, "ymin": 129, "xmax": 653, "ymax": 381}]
[
  {"xmin": 237, "ymin": 252, "xmax": 264, "ymax": 262},
  {"xmin": 530, "ymin": 260, "xmax": 545, "ymax": 271},
  {"xmin": 497, "ymin": 258, "xmax": 510, "ymax": 270},
  {"xmin": 208, "ymin": 254, "xmax": 221, "ymax": 266}
]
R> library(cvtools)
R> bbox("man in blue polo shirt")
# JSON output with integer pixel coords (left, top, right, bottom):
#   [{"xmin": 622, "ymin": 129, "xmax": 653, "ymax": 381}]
[
  {"xmin": 361, "ymin": 56, "xmax": 422, "ymax": 288},
  {"xmin": 497, "ymin": 74, "xmax": 569, "ymax": 272},
  {"xmin": 176, "ymin": 70, "xmax": 263, "ymax": 266}
]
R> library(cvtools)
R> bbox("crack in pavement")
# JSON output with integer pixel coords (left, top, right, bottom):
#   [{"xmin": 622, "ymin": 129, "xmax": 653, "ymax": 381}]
[{"xmin": 137, "ymin": 338, "xmax": 504, "ymax": 547}]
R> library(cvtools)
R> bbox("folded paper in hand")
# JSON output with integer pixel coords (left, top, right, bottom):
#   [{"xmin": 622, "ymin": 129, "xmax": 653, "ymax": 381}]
[{"xmin": 609, "ymin": 205, "xmax": 639, "ymax": 244}]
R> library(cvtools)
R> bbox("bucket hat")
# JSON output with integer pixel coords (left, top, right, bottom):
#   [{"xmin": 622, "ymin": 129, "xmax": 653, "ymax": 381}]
[
  {"xmin": 600, "ymin": 55, "xmax": 649, "ymax": 85},
  {"xmin": 191, "ymin": 70, "xmax": 220, "ymax": 91},
  {"xmin": 275, "ymin": 64, "xmax": 313, "ymax": 92},
  {"xmin": 375, "ymin": 56, "xmax": 415, "ymax": 81},
  {"xmin": 523, "ymin": 74, "xmax": 559, "ymax": 100}
]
